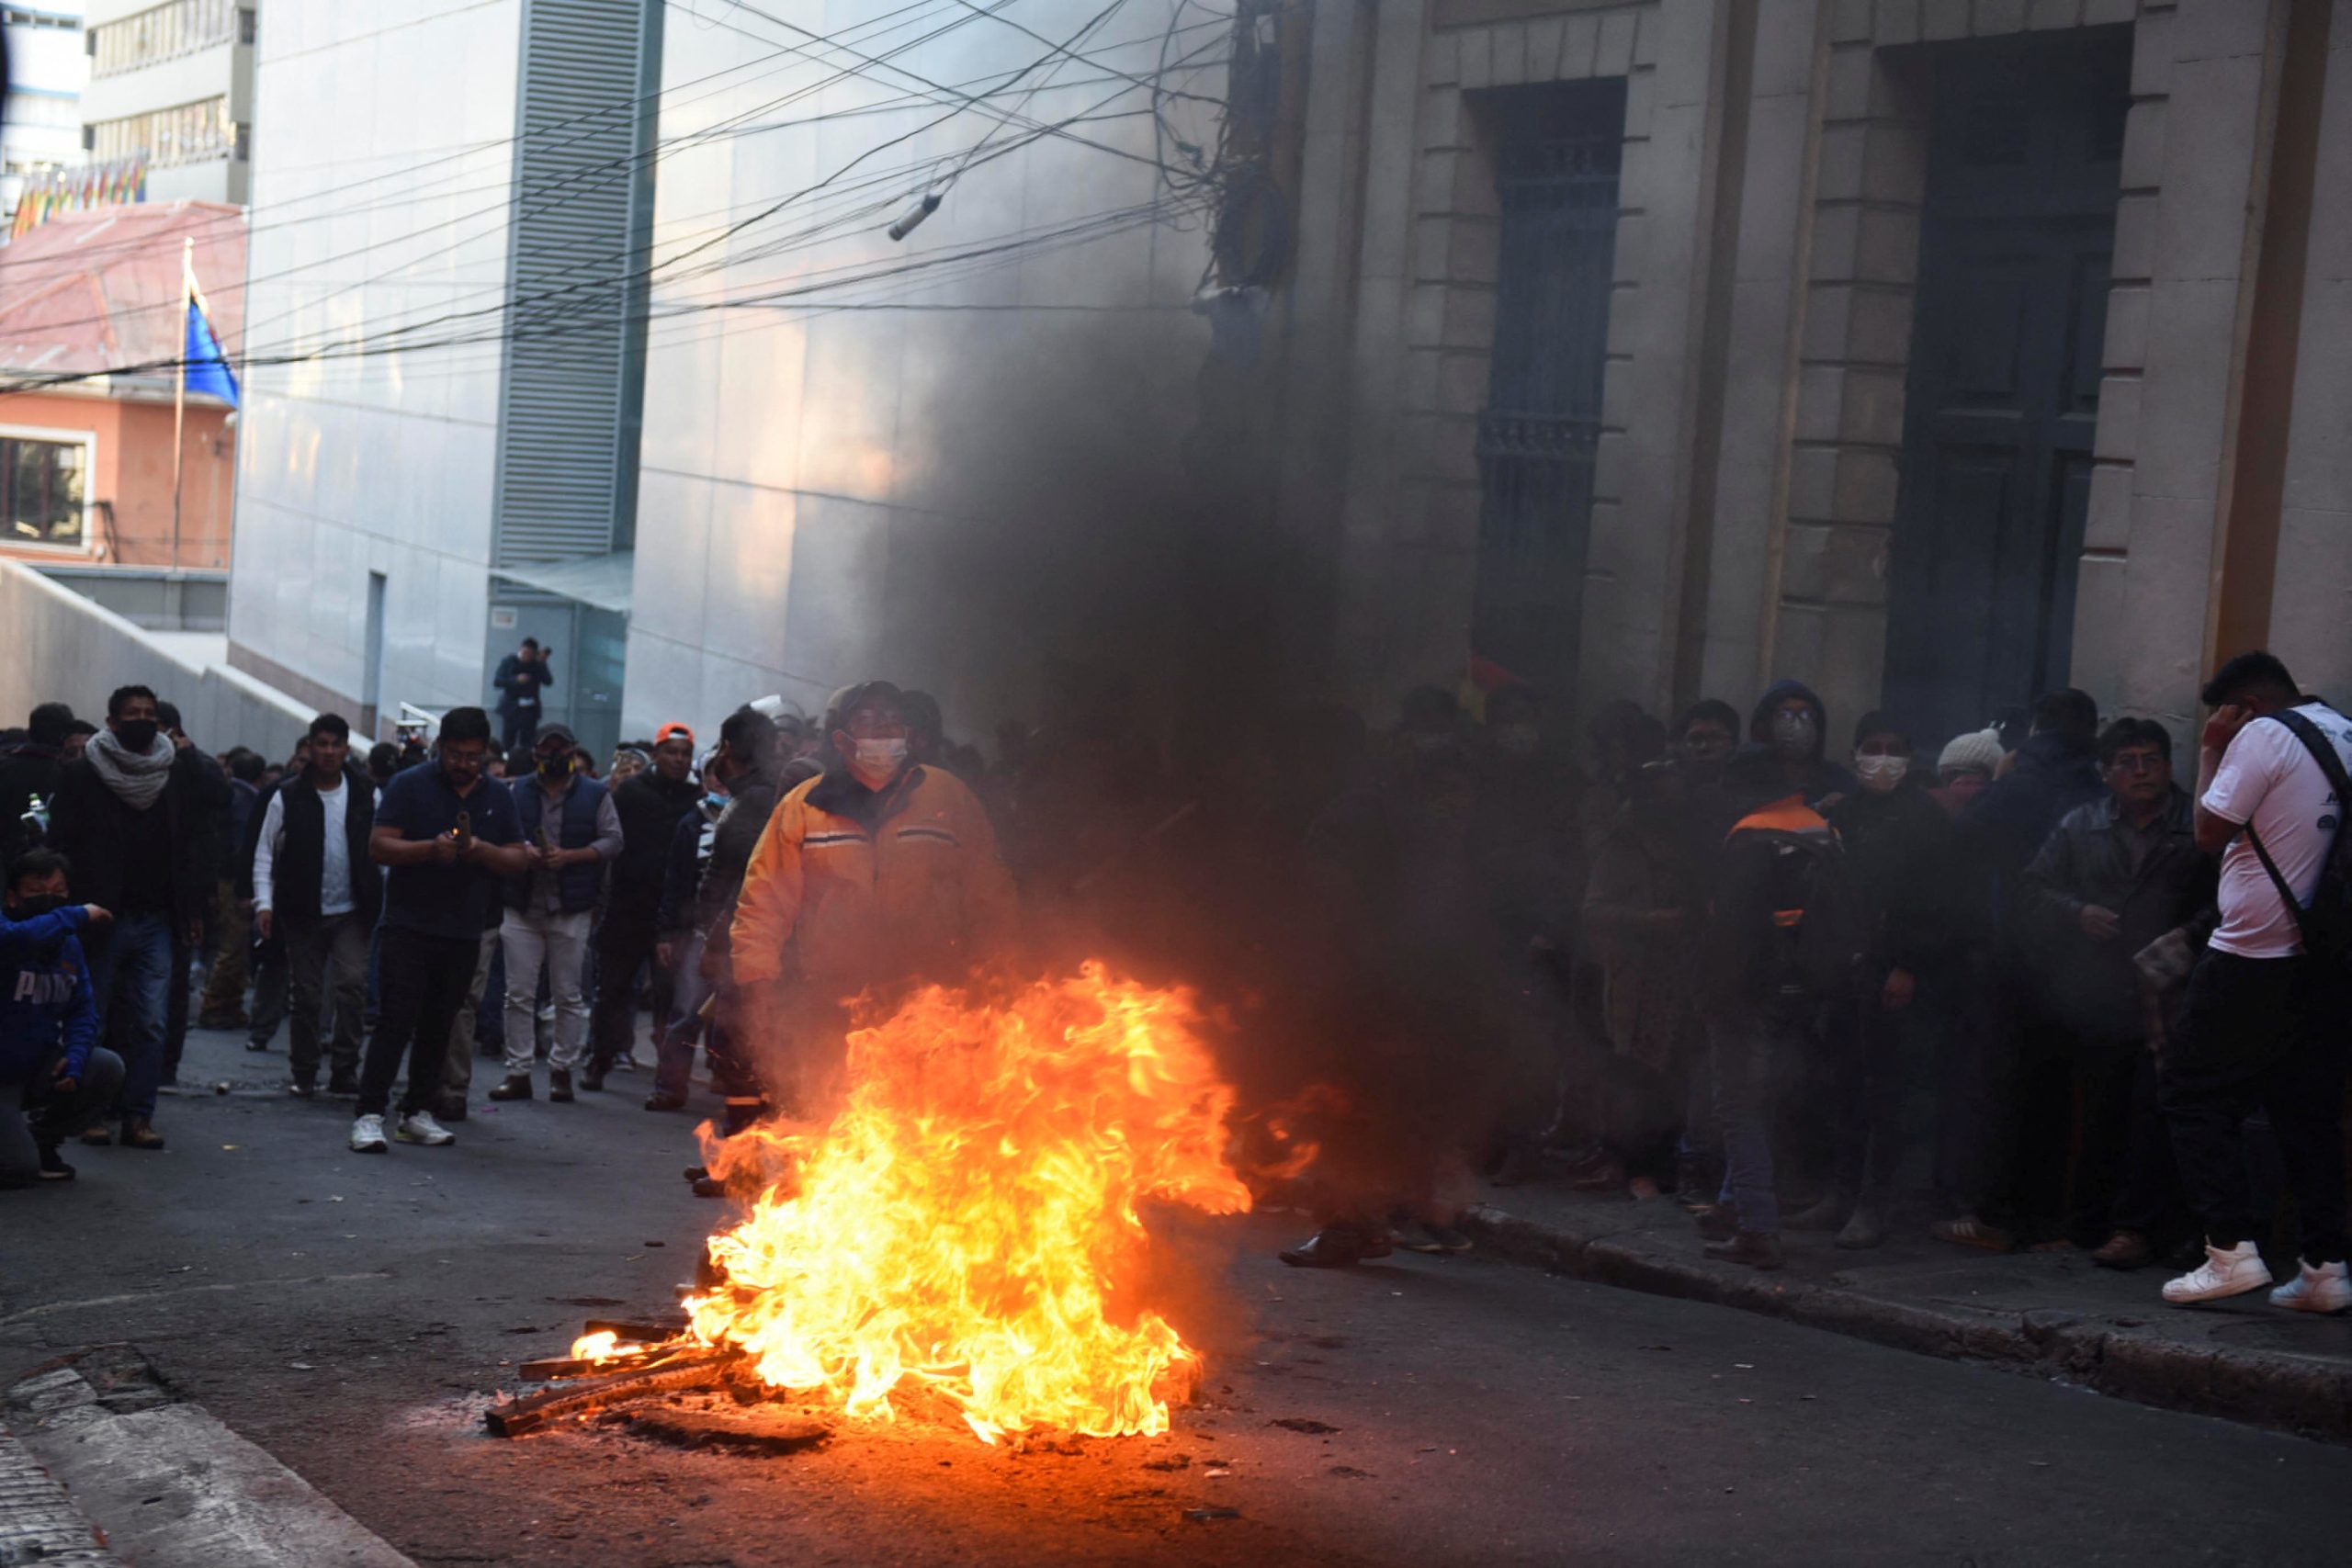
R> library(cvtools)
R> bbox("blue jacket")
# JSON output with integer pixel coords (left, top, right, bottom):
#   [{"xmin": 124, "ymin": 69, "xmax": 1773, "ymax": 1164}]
[{"xmin": 0, "ymin": 905, "xmax": 96, "ymax": 1081}]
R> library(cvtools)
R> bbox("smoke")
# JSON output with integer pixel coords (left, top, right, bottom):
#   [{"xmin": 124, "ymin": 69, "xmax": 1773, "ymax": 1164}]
[{"xmin": 753, "ymin": 295, "xmax": 1534, "ymax": 1240}]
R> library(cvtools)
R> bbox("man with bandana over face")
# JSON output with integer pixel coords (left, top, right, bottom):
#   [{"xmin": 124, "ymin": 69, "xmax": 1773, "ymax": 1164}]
[
  {"xmin": 728, "ymin": 681, "xmax": 1018, "ymax": 1116},
  {"xmin": 46, "ymin": 684, "xmax": 208, "ymax": 1151}
]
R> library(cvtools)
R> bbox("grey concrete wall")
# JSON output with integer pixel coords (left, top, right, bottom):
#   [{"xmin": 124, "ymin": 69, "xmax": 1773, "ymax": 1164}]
[
  {"xmin": 0, "ymin": 562, "xmax": 311, "ymax": 760},
  {"xmin": 2082, "ymin": 0, "xmax": 2277, "ymax": 730},
  {"xmin": 2267, "ymin": 0, "xmax": 2352, "ymax": 700}
]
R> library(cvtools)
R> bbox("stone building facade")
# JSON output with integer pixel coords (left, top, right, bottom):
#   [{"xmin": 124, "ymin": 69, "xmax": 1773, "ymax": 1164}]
[{"xmin": 1274, "ymin": 0, "xmax": 2352, "ymax": 749}]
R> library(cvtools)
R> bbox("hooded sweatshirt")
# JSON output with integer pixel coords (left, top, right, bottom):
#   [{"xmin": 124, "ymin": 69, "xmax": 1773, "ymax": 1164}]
[
  {"xmin": 0, "ymin": 904, "xmax": 96, "ymax": 1081},
  {"xmin": 1747, "ymin": 680, "xmax": 1858, "ymax": 808}
]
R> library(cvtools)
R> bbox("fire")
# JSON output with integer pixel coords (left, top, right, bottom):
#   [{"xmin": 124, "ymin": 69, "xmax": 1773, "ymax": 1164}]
[
  {"xmin": 685, "ymin": 963, "xmax": 1252, "ymax": 1444},
  {"xmin": 567, "ymin": 1330, "xmax": 643, "ymax": 1364}
]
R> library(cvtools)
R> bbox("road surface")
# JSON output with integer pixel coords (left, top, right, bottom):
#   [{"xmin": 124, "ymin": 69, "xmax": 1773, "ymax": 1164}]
[{"xmin": 4, "ymin": 1025, "xmax": 2347, "ymax": 1566}]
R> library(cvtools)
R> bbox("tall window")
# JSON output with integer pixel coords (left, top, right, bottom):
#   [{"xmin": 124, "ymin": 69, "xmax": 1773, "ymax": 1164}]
[
  {"xmin": 0, "ymin": 434, "xmax": 88, "ymax": 547},
  {"xmin": 87, "ymin": 96, "xmax": 232, "ymax": 166},
  {"xmin": 88, "ymin": 0, "xmax": 243, "ymax": 78}
]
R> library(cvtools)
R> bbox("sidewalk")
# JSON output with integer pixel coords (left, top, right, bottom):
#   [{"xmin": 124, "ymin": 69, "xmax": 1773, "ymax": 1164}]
[{"xmin": 1461, "ymin": 1182, "xmax": 2352, "ymax": 1444}]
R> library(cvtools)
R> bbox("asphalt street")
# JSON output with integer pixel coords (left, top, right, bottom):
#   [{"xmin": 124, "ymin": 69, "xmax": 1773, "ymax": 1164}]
[{"xmin": 4, "ymin": 1023, "xmax": 2350, "ymax": 1567}]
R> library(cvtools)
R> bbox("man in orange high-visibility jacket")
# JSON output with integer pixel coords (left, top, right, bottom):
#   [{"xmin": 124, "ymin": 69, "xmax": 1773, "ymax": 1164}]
[{"xmin": 728, "ymin": 682, "xmax": 1017, "ymax": 1113}]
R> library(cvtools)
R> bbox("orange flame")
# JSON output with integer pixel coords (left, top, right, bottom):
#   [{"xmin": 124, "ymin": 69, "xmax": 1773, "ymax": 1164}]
[
  {"xmin": 685, "ymin": 963, "xmax": 1251, "ymax": 1444},
  {"xmin": 567, "ymin": 1329, "xmax": 644, "ymax": 1364}
]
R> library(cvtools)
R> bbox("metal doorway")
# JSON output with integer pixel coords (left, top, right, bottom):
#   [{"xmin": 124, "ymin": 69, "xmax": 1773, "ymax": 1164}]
[
  {"xmin": 1469, "ymin": 79, "xmax": 1624, "ymax": 696},
  {"xmin": 1883, "ymin": 29, "xmax": 2131, "ymax": 744}
]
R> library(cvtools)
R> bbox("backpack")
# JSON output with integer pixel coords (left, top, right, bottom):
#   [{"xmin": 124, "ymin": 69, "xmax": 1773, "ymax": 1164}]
[
  {"xmin": 1725, "ymin": 824, "xmax": 1871, "ymax": 1001},
  {"xmin": 2243, "ymin": 709, "xmax": 2352, "ymax": 967}
]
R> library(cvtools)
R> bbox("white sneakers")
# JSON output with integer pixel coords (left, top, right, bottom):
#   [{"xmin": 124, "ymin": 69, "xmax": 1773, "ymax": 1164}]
[
  {"xmin": 395, "ymin": 1111, "xmax": 457, "ymax": 1146},
  {"xmin": 2270, "ymin": 1259, "xmax": 2352, "ymax": 1314},
  {"xmin": 2162, "ymin": 1240, "xmax": 2273, "ymax": 1303},
  {"xmin": 347, "ymin": 1111, "xmax": 457, "ymax": 1151}
]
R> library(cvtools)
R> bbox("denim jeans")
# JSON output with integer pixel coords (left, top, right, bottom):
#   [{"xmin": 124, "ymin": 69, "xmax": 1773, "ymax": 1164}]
[
  {"xmin": 1710, "ymin": 1001, "xmax": 1812, "ymax": 1236},
  {"xmin": 87, "ymin": 912, "xmax": 174, "ymax": 1122},
  {"xmin": 652, "ymin": 931, "xmax": 708, "ymax": 1100}
]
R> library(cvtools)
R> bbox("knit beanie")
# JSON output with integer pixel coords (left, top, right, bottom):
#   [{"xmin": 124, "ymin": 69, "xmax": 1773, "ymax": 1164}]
[{"xmin": 1937, "ymin": 727, "xmax": 2005, "ymax": 780}]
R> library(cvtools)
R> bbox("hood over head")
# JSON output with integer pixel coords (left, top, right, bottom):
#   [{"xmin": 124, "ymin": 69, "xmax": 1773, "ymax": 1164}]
[{"xmin": 1749, "ymin": 680, "xmax": 1829, "ymax": 761}]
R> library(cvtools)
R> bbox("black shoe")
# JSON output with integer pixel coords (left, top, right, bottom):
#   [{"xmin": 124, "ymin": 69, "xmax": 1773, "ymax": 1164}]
[
  {"xmin": 326, "ymin": 1073, "xmax": 360, "ymax": 1098},
  {"xmin": 436, "ymin": 1099, "xmax": 469, "ymax": 1123},
  {"xmin": 1703, "ymin": 1232, "xmax": 1785, "ymax": 1270},
  {"xmin": 579, "ymin": 1067, "xmax": 606, "ymax": 1092},
  {"xmin": 488, "ymin": 1074, "xmax": 533, "ymax": 1102},
  {"xmin": 548, "ymin": 1068, "xmax": 575, "ymax": 1103},
  {"xmin": 288, "ymin": 1080, "xmax": 315, "ymax": 1099},
  {"xmin": 644, "ymin": 1092, "xmax": 685, "ymax": 1112},
  {"xmin": 1278, "ymin": 1224, "xmax": 1395, "ymax": 1269},
  {"xmin": 1694, "ymin": 1204, "xmax": 1738, "ymax": 1243},
  {"xmin": 37, "ymin": 1146, "xmax": 74, "ymax": 1181},
  {"xmin": 692, "ymin": 1176, "xmax": 729, "ymax": 1199},
  {"xmin": 243, "ymin": 1040, "xmax": 270, "ymax": 1053}
]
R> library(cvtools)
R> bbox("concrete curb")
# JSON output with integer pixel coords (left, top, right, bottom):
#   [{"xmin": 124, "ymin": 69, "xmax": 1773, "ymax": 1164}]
[
  {"xmin": 0, "ymin": 1421, "xmax": 119, "ymax": 1565},
  {"xmin": 1464, "ymin": 1203, "xmax": 2352, "ymax": 1444},
  {"xmin": 4, "ymin": 1347, "xmax": 415, "ymax": 1568}
]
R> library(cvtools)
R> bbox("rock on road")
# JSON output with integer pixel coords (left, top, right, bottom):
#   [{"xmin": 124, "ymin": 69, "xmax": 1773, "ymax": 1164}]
[{"xmin": 3, "ymin": 1026, "xmax": 2348, "ymax": 1567}]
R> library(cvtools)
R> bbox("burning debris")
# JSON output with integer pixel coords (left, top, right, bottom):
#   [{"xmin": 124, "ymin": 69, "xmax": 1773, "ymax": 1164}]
[{"xmin": 488, "ymin": 965, "xmax": 1254, "ymax": 1447}]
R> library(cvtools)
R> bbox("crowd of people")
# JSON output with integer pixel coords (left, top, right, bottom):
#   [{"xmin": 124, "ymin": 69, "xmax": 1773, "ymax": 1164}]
[{"xmin": 0, "ymin": 644, "xmax": 2345, "ymax": 1317}]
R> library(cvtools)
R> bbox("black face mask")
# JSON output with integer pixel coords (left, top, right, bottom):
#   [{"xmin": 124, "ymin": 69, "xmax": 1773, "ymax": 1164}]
[
  {"xmin": 115, "ymin": 719, "xmax": 159, "ymax": 752},
  {"xmin": 537, "ymin": 753, "xmax": 573, "ymax": 782},
  {"xmin": 11, "ymin": 894, "xmax": 69, "ymax": 919}
]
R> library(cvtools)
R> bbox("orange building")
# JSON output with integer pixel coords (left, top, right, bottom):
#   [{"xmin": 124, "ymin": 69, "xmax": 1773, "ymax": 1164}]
[{"xmin": 0, "ymin": 201, "xmax": 244, "ymax": 569}]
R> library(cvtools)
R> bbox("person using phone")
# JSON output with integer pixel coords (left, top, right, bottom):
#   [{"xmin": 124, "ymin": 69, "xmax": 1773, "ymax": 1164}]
[{"xmin": 2159, "ymin": 651, "xmax": 2352, "ymax": 1312}]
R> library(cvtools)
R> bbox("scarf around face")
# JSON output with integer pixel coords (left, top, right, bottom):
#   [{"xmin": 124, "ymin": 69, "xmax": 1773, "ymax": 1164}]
[{"xmin": 86, "ymin": 728, "xmax": 175, "ymax": 810}]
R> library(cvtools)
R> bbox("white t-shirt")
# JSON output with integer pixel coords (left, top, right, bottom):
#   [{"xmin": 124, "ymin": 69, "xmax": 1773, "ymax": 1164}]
[
  {"xmin": 253, "ymin": 775, "xmax": 356, "ymax": 919},
  {"xmin": 2203, "ymin": 702, "xmax": 2352, "ymax": 958}
]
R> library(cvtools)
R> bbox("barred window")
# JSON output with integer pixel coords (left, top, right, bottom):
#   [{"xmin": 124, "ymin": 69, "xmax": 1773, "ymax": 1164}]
[
  {"xmin": 88, "ymin": 96, "xmax": 231, "ymax": 166},
  {"xmin": 0, "ymin": 434, "xmax": 87, "ymax": 549},
  {"xmin": 89, "ymin": 0, "xmax": 243, "ymax": 78}
]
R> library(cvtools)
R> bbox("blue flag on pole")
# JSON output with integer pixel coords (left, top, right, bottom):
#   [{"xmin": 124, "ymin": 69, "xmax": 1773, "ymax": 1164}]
[{"xmin": 183, "ymin": 296, "xmax": 239, "ymax": 407}]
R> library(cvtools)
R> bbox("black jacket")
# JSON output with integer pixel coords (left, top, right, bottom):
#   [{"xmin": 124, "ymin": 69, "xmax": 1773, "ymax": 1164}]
[
  {"xmin": 492, "ymin": 653, "xmax": 553, "ymax": 717},
  {"xmin": 657, "ymin": 806, "xmax": 717, "ymax": 936},
  {"xmin": 0, "ymin": 740, "xmax": 62, "ymax": 861},
  {"xmin": 1827, "ymin": 781, "xmax": 1964, "ymax": 976},
  {"xmin": 698, "ymin": 767, "xmax": 782, "ymax": 955},
  {"xmin": 47, "ymin": 750, "xmax": 210, "ymax": 928},
  {"xmin": 2022, "ymin": 787, "xmax": 2215, "ymax": 1045},
  {"xmin": 1968, "ymin": 731, "xmax": 2104, "ymax": 949},
  {"xmin": 267, "ymin": 767, "xmax": 382, "ymax": 924},
  {"xmin": 608, "ymin": 771, "xmax": 701, "ymax": 911}
]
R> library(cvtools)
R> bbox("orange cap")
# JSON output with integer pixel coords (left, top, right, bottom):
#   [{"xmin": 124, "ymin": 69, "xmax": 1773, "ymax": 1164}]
[{"xmin": 656, "ymin": 721, "xmax": 695, "ymax": 746}]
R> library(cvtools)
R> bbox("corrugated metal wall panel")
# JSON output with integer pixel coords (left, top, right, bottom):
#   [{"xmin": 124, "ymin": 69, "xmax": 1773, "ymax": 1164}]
[{"xmin": 492, "ymin": 0, "xmax": 654, "ymax": 568}]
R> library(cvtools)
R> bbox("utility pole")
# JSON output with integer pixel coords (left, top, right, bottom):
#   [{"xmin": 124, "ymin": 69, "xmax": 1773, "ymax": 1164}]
[{"xmin": 171, "ymin": 234, "xmax": 190, "ymax": 571}]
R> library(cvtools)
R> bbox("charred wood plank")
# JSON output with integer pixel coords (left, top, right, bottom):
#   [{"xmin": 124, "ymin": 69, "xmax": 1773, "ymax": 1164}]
[{"xmin": 486, "ymin": 1358, "xmax": 737, "ymax": 1438}]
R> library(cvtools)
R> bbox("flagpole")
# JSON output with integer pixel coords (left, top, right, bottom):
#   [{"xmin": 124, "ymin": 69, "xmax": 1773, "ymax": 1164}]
[{"xmin": 173, "ymin": 236, "xmax": 191, "ymax": 571}]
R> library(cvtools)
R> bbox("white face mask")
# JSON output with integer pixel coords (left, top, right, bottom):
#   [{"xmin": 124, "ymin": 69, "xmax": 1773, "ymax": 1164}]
[
  {"xmin": 849, "ymin": 737, "xmax": 909, "ymax": 785},
  {"xmin": 1856, "ymin": 753, "xmax": 1910, "ymax": 793}
]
